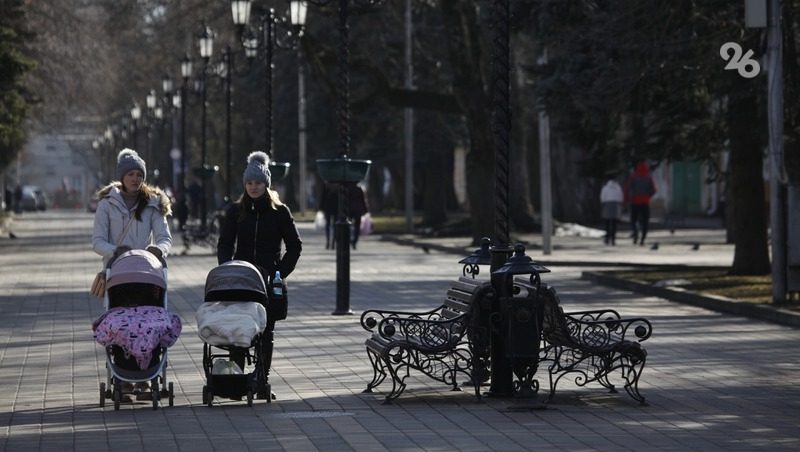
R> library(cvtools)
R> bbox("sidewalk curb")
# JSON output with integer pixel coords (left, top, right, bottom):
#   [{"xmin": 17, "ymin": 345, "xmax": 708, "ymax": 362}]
[
  {"xmin": 379, "ymin": 234, "xmax": 726, "ymax": 268},
  {"xmin": 379, "ymin": 234, "xmax": 470, "ymax": 255},
  {"xmin": 582, "ymin": 271, "xmax": 800, "ymax": 329}
]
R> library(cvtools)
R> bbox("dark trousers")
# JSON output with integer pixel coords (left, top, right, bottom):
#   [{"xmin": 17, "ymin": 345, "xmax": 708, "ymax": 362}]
[
  {"xmin": 604, "ymin": 219, "xmax": 618, "ymax": 245},
  {"xmin": 630, "ymin": 204, "xmax": 651, "ymax": 245},
  {"xmin": 351, "ymin": 215, "xmax": 362, "ymax": 248},
  {"xmin": 324, "ymin": 214, "xmax": 335, "ymax": 248}
]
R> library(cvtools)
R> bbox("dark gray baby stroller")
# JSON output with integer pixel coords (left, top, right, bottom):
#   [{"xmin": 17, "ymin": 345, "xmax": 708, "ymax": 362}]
[
  {"xmin": 196, "ymin": 260, "xmax": 270, "ymax": 406},
  {"xmin": 94, "ymin": 250, "xmax": 179, "ymax": 410}
]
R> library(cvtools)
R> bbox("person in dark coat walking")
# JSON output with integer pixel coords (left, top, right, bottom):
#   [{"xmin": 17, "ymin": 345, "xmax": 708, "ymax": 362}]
[
  {"xmin": 217, "ymin": 151, "xmax": 302, "ymax": 399},
  {"xmin": 625, "ymin": 161, "xmax": 657, "ymax": 246},
  {"xmin": 346, "ymin": 183, "xmax": 369, "ymax": 249}
]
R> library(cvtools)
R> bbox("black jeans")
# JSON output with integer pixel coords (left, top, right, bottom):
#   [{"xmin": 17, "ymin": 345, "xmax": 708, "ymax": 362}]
[
  {"xmin": 604, "ymin": 219, "xmax": 618, "ymax": 245},
  {"xmin": 630, "ymin": 204, "xmax": 651, "ymax": 245},
  {"xmin": 351, "ymin": 216, "xmax": 362, "ymax": 248}
]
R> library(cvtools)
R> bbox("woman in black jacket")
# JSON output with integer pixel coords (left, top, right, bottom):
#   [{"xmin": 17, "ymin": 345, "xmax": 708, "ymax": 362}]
[{"xmin": 217, "ymin": 151, "xmax": 302, "ymax": 399}]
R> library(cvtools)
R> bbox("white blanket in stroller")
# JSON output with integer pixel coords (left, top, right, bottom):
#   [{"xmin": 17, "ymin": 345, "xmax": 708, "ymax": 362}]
[{"xmin": 196, "ymin": 302, "xmax": 267, "ymax": 348}]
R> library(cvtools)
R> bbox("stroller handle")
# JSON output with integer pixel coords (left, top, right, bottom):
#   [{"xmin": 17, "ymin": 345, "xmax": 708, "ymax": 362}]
[{"xmin": 106, "ymin": 249, "xmax": 168, "ymax": 269}]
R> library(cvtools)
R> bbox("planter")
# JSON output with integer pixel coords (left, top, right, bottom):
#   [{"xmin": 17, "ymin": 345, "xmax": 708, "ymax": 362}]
[
  {"xmin": 316, "ymin": 158, "xmax": 372, "ymax": 183},
  {"xmin": 269, "ymin": 161, "xmax": 290, "ymax": 182},
  {"xmin": 192, "ymin": 164, "xmax": 219, "ymax": 180}
]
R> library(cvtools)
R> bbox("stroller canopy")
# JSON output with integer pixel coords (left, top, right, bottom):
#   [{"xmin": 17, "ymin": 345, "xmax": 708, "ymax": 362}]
[
  {"xmin": 107, "ymin": 249, "xmax": 166, "ymax": 290},
  {"xmin": 204, "ymin": 260, "xmax": 267, "ymax": 303}
]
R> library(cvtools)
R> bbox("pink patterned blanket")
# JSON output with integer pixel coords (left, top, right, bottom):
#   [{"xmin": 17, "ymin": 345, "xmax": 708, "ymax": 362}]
[{"xmin": 93, "ymin": 306, "xmax": 182, "ymax": 369}]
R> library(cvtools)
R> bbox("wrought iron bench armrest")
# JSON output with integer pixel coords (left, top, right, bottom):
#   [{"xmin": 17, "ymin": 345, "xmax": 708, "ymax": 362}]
[
  {"xmin": 375, "ymin": 314, "xmax": 469, "ymax": 352},
  {"xmin": 563, "ymin": 309, "xmax": 622, "ymax": 322},
  {"xmin": 360, "ymin": 306, "xmax": 446, "ymax": 332},
  {"xmin": 559, "ymin": 314, "xmax": 653, "ymax": 349}
]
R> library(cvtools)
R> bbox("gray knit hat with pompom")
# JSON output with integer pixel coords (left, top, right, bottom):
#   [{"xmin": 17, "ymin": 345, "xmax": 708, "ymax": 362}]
[
  {"xmin": 116, "ymin": 148, "xmax": 147, "ymax": 181},
  {"xmin": 242, "ymin": 151, "xmax": 271, "ymax": 187}
]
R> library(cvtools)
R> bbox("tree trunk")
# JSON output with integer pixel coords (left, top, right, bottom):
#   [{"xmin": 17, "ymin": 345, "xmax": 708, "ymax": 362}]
[
  {"xmin": 422, "ymin": 149, "xmax": 448, "ymax": 227},
  {"xmin": 509, "ymin": 38, "xmax": 538, "ymax": 232},
  {"xmin": 418, "ymin": 111, "xmax": 450, "ymax": 227},
  {"xmin": 441, "ymin": 0, "xmax": 494, "ymax": 245},
  {"xmin": 727, "ymin": 89, "xmax": 771, "ymax": 275}
]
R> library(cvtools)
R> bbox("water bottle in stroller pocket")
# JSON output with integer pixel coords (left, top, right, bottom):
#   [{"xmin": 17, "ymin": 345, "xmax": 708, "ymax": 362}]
[{"xmin": 268, "ymin": 271, "xmax": 288, "ymax": 321}]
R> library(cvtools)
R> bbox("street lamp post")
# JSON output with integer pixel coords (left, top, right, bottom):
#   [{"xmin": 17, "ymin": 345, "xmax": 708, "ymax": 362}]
[
  {"xmin": 220, "ymin": 45, "xmax": 233, "ymax": 201},
  {"xmin": 146, "ymin": 89, "xmax": 157, "ymax": 177},
  {"xmin": 103, "ymin": 126, "xmax": 114, "ymax": 182},
  {"xmin": 291, "ymin": 1, "xmax": 308, "ymax": 215},
  {"xmin": 197, "ymin": 22, "xmax": 215, "ymax": 229},
  {"xmin": 153, "ymin": 104, "xmax": 164, "ymax": 183},
  {"xmin": 232, "ymin": 0, "xmax": 299, "ymax": 186},
  {"xmin": 304, "ymin": 0, "xmax": 380, "ymax": 315},
  {"xmin": 485, "ymin": 0, "xmax": 543, "ymax": 400},
  {"xmin": 162, "ymin": 74, "xmax": 176, "ymax": 189},
  {"xmin": 178, "ymin": 55, "xmax": 193, "ymax": 229},
  {"xmin": 130, "ymin": 103, "xmax": 141, "ymax": 153}
]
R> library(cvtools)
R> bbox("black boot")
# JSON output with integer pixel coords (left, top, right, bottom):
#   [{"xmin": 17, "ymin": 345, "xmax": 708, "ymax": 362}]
[{"xmin": 257, "ymin": 324, "xmax": 276, "ymax": 400}]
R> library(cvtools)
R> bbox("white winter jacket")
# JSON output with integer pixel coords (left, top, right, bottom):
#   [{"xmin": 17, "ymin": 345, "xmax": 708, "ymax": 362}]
[
  {"xmin": 92, "ymin": 182, "xmax": 172, "ymax": 265},
  {"xmin": 600, "ymin": 180, "xmax": 624, "ymax": 203}
]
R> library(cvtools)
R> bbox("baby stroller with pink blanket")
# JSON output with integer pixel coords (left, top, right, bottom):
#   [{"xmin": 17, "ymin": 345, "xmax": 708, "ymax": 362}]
[
  {"xmin": 94, "ymin": 250, "xmax": 180, "ymax": 410},
  {"xmin": 196, "ymin": 260, "xmax": 269, "ymax": 407}
]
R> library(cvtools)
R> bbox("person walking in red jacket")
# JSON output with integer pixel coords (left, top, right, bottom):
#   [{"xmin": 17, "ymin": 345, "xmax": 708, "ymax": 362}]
[{"xmin": 625, "ymin": 161, "xmax": 657, "ymax": 246}]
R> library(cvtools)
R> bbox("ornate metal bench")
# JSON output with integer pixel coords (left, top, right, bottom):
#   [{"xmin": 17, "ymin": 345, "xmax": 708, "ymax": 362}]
[
  {"xmin": 515, "ymin": 279, "xmax": 653, "ymax": 405},
  {"xmin": 360, "ymin": 277, "xmax": 493, "ymax": 403}
]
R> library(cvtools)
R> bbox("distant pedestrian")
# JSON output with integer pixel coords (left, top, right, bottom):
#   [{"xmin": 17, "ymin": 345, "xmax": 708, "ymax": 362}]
[
  {"xmin": 347, "ymin": 183, "xmax": 369, "ymax": 250},
  {"xmin": 13, "ymin": 184, "xmax": 22, "ymax": 214},
  {"xmin": 187, "ymin": 177, "xmax": 203, "ymax": 220},
  {"xmin": 625, "ymin": 161, "xmax": 657, "ymax": 246},
  {"xmin": 4, "ymin": 186, "xmax": 11, "ymax": 212},
  {"xmin": 600, "ymin": 176, "xmax": 623, "ymax": 245}
]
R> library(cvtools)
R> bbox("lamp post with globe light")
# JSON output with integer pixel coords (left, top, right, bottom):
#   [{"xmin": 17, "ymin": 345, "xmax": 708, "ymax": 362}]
[
  {"xmin": 229, "ymin": 0, "xmax": 302, "ymax": 187},
  {"xmin": 197, "ymin": 22, "xmax": 215, "ymax": 229}
]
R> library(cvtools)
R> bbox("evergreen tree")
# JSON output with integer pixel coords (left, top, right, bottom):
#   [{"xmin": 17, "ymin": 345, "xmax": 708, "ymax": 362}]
[{"xmin": 0, "ymin": 0, "xmax": 35, "ymax": 172}]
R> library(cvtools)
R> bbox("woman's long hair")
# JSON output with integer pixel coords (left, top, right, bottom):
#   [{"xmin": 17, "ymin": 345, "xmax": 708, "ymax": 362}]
[
  {"xmin": 132, "ymin": 184, "xmax": 161, "ymax": 220},
  {"xmin": 236, "ymin": 189, "xmax": 283, "ymax": 222},
  {"xmin": 95, "ymin": 182, "xmax": 170, "ymax": 221}
]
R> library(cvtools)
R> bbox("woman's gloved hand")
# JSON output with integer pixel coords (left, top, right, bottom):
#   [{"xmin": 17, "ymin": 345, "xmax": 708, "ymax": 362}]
[
  {"xmin": 113, "ymin": 246, "xmax": 132, "ymax": 256},
  {"xmin": 146, "ymin": 246, "xmax": 163, "ymax": 258}
]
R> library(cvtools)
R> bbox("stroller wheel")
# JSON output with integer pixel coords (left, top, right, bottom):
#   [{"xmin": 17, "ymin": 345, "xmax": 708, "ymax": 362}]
[
  {"xmin": 168, "ymin": 382, "xmax": 174, "ymax": 407},
  {"xmin": 99, "ymin": 382, "xmax": 106, "ymax": 407},
  {"xmin": 247, "ymin": 390, "xmax": 253, "ymax": 407}
]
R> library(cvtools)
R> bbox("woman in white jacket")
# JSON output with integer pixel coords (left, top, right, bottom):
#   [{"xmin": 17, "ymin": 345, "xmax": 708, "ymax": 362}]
[
  {"xmin": 600, "ymin": 176, "xmax": 623, "ymax": 246},
  {"xmin": 92, "ymin": 149, "xmax": 172, "ymax": 266}
]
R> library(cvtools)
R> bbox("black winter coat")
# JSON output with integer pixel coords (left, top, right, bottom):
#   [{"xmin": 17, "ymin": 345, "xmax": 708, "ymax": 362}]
[{"xmin": 217, "ymin": 194, "xmax": 302, "ymax": 279}]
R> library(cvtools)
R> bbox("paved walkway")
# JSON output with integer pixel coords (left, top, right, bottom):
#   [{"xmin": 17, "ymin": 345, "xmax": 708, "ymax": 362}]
[{"xmin": 1, "ymin": 211, "xmax": 799, "ymax": 451}]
